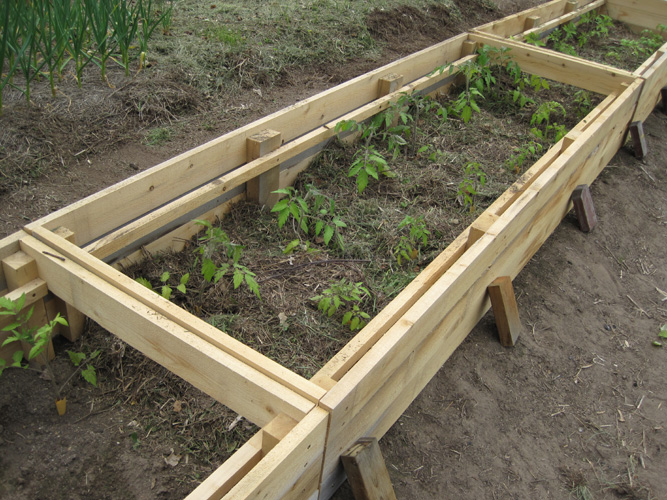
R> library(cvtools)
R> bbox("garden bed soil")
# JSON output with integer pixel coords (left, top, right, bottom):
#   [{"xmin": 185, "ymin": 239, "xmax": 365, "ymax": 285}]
[{"xmin": 1, "ymin": 1, "xmax": 666, "ymax": 499}]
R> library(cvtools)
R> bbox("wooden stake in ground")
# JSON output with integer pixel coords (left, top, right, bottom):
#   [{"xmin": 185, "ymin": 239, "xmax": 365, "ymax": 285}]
[
  {"xmin": 629, "ymin": 121, "xmax": 648, "ymax": 159},
  {"xmin": 571, "ymin": 184, "xmax": 597, "ymax": 232},
  {"xmin": 341, "ymin": 438, "xmax": 397, "ymax": 500},
  {"xmin": 488, "ymin": 276, "xmax": 521, "ymax": 347}
]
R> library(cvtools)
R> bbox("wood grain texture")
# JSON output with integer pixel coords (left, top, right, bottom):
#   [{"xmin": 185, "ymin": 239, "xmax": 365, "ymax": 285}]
[{"xmin": 488, "ymin": 276, "xmax": 522, "ymax": 346}]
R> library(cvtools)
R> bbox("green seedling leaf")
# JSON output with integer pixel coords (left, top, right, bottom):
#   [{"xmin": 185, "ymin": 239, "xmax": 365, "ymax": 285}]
[
  {"xmin": 161, "ymin": 285, "xmax": 172, "ymax": 300},
  {"xmin": 136, "ymin": 277, "xmax": 153, "ymax": 290},
  {"xmin": 659, "ymin": 323, "xmax": 667, "ymax": 338},
  {"xmin": 653, "ymin": 341, "xmax": 663, "ymax": 347},
  {"xmin": 283, "ymin": 240, "xmax": 301, "ymax": 255},
  {"xmin": 67, "ymin": 350, "xmax": 87, "ymax": 367},
  {"xmin": 81, "ymin": 365, "xmax": 98, "ymax": 387},
  {"xmin": 176, "ymin": 284, "xmax": 187, "ymax": 294},
  {"xmin": 233, "ymin": 269, "xmax": 244, "ymax": 289},
  {"xmin": 160, "ymin": 271, "xmax": 170, "ymax": 283},
  {"xmin": 202, "ymin": 258, "xmax": 217, "ymax": 282},
  {"xmin": 11, "ymin": 350, "xmax": 24, "ymax": 367}
]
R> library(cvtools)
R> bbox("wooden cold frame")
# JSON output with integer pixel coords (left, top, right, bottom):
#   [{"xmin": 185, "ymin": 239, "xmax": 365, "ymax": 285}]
[{"xmin": 2, "ymin": 0, "xmax": 667, "ymax": 498}]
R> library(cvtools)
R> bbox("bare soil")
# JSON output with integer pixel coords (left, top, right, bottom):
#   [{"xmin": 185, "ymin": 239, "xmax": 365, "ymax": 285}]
[{"xmin": 1, "ymin": 2, "xmax": 666, "ymax": 500}]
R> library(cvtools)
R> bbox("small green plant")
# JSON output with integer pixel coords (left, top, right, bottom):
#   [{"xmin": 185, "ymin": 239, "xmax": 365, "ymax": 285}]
[
  {"xmin": 458, "ymin": 162, "xmax": 487, "ymax": 212},
  {"xmin": 448, "ymin": 59, "xmax": 486, "ymax": 124},
  {"xmin": 654, "ymin": 323, "xmax": 667, "ymax": 347},
  {"xmin": 335, "ymin": 116, "xmax": 393, "ymax": 193},
  {"xmin": 1, "ymin": 294, "xmax": 99, "ymax": 410},
  {"xmin": 194, "ymin": 220, "xmax": 260, "ymax": 299},
  {"xmin": 505, "ymin": 141, "xmax": 543, "ymax": 174},
  {"xmin": 573, "ymin": 90, "xmax": 593, "ymax": 119},
  {"xmin": 311, "ymin": 279, "xmax": 371, "ymax": 331},
  {"xmin": 393, "ymin": 215, "xmax": 431, "ymax": 266},
  {"xmin": 524, "ymin": 32, "xmax": 546, "ymax": 47},
  {"xmin": 530, "ymin": 101, "xmax": 567, "ymax": 143},
  {"xmin": 136, "ymin": 271, "xmax": 189, "ymax": 300},
  {"xmin": 271, "ymin": 185, "xmax": 346, "ymax": 249},
  {"xmin": 144, "ymin": 127, "xmax": 173, "ymax": 146}
]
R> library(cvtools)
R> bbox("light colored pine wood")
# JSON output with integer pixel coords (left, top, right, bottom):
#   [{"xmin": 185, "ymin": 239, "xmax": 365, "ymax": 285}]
[
  {"xmin": 262, "ymin": 413, "xmax": 298, "ymax": 455},
  {"xmin": 247, "ymin": 129, "xmax": 283, "ymax": 208},
  {"xmin": 52, "ymin": 227, "xmax": 85, "ymax": 342},
  {"xmin": 564, "ymin": 1, "xmax": 578, "ymax": 14},
  {"xmin": 524, "ymin": 15, "xmax": 541, "ymax": 29},
  {"xmin": 469, "ymin": 32, "xmax": 635, "ymax": 95},
  {"xmin": 461, "ymin": 40, "xmax": 477, "ymax": 56},
  {"xmin": 633, "ymin": 46, "xmax": 667, "ymax": 122},
  {"xmin": 318, "ymin": 81, "xmax": 642, "ymax": 498},
  {"xmin": 604, "ymin": 0, "xmax": 667, "ymax": 33},
  {"xmin": 378, "ymin": 74, "xmax": 404, "ymax": 96},
  {"xmin": 20, "ymin": 234, "xmax": 316, "ymax": 427},
  {"xmin": 517, "ymin": 0, "xmax": 604, "ymax": 41},
  {"xmin": 31, "ymin": 226, "xmax": 326, "ymax": 405},
  {"xmin": 78, "ymin": 55, "xmax": 476, "ymax": 262},
  {"xmin": 25, "ymin": 35, "xmax": 468, "ymax": 247},
  {"xmin": 341, "ymin": 438, "xmax": 397, "ymax": 500},
  {"xmin": 184, "ymin": 433, "xmax": 263, "ymax": 500},
  {"xmin": 488, "ymin": 276, "xmax": 521, "ymax": 346}
]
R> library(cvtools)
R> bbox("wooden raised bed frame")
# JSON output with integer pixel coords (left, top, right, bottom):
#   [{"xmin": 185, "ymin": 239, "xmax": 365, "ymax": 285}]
[{"xmin": 2, "ymin": 0, "xmax": 666, "ymax": 498}]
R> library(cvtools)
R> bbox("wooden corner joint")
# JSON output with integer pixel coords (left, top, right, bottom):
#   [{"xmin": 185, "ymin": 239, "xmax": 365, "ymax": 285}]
[{"xmin": 488, "ymin": 276, "xmax": 521, "ymax": 347}]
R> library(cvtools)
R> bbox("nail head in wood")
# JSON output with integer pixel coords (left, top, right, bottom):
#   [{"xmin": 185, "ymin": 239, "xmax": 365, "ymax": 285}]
[
  {"xmin": 571, "ymin": 184, "xmax": 597, "ymax": 232},
  {"xmin": 488, "ymin": 276, "xmax": 521, "ymax": 347},
  {"xmin": 629, "ymin": 121, "xmax": 647, "ymax": 159},
  {"xmin": 341, "ymin": 438, "xmax": 397, "ymax": 500}
]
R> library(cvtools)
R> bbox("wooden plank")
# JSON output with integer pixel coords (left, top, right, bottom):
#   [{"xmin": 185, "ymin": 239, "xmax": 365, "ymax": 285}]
[
  {"xmin": 318, "ymin": 81, "xmax": 642, "ymax": 496},
  {"xmin": 262, "ymin": 413, "xmax": 298, "ymax": 455},
  {"xmin": 516, "ymin": 0, "xmax": 605, "ymax": 41},
  {"xmin": 564, "ymin": 1, "xmax": 578, "ymax": 14},
  {"xmin": 25, "ymin": 35, "xmax": 468, "ymax": 247},
  {"xmin": 633, "ymin": 47, "xmax": 667, "ymax": 122},
  {"xmin": 469, "ymin": 32, "xmax": 635, "ymax": 95},
  {"xmin": 30, "ymin": 226, "xmax": 326, "ymax": 405},
  {"xmin": 629, "ymin": 120, "xmax": 648, "ymax": 158},
  {"xmin": 185, "ymin": 433, "xmax": 263, "ymax": 500},
  {"xmin": 247, "ymin": 130, "xmax": 283, "ymax": 208},
  {"xmin": 571, "ymin": 184, "xmax": 598, "ymax": 232},
  {"xmin": 488, "ymin": 276, "xmax": 522, "ymax": 346},
  {"xmin": 378, "ymin": 74, "xmax": 404, "ymax": 96},
  {"xmin": 19, "ymin": 235, "xmax": 315, "ymax": 427},
  {"xmin": 605, "ymin": 0, "xmax": 667, "ymax": 33},
  {"xmin": 313, "ymin": 91, "xmax": 621, "ymax": 386},
  {"xmin": 52, "ymin": 227, "xmax": 86, "ymax": 342},
  {"xmin": 474, "ymin": 0, "xmax": 598, "ymax": 37},
  {"xmin": 341, "ymin": 438, "xmax": 397, "ymax": 500},
  {"xmin": 221, "ymin": 408, "xmax": 328, "ymax": 500},
  {"xmin": 77, "ymin": 56, "xmax": 476, "ymax": 262},
  {"xmin": 524, "ymin": 15, "xmax": 541, "ymax": 30},
  {"xmin": 0, "ymin": 231, "xmax": 22, "ymax": 294}
]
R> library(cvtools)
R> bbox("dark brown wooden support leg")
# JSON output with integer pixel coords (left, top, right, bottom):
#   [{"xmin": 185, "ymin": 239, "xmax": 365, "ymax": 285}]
[
  {"xmin": 571, "ymin": 184, "xmax": 597, "ymax": 233},
  {"xmin": 629, "ymin": 121, "xmax": 648, "ymax": 160},
  {"xmin": 488, "ymin": 276, "xmax": 521, "ymax": 347},
  {"xmin": 661, "ymin": 86, "xmax": 667, "ymax": 114},
  {"xmin": 342, "ymin": 438, "xmax": 397, "ymax": 500}
]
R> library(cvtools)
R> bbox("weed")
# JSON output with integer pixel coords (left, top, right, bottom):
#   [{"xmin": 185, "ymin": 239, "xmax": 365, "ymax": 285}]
[
  {"xmin": 144, "ymin": 127, "xmax": 172, "ymax": 146},
  {"xmin": 0, "ymin": 294, "xmax": 99, "ymax": 410},
  {"xmin": 393, "ymin": 215, "xmax": 431, "ymax": 265},
  {"xmin": 136, "ymin": 271, "xmax": 189, "ymax": 300},
  {"xmin": 271, "ymin": 185, "xmax": 346, "ymax": 249},
  {"xmin": 194, "ymin": 219, "xmax": 260, "ymax": 299},
  {"xmin": 530, "ymin": 101, "xmax": 567, "ymax": 143},
  {"xmin": 311, "ymin": 279, "xmax": 371, "ymax": 331},
  {"xmin": 505, "ymin": 141, "xmax": 543, "ymax": 174},
  {"xmin": 524, "ymin": 32, "xmax": 546, "ymax": 47},
  {"xmin": 458, "ymin": 162, "xmax": 487, "ymax": 212}
]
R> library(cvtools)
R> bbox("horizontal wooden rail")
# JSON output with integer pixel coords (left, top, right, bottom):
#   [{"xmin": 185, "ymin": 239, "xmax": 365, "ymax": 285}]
[{"xmin": 514, "ymin": 0, "xmax": 606, "ymax": 40}]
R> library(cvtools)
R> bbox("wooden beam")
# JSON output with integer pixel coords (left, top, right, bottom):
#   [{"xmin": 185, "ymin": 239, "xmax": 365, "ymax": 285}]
[
  {"xmin": 20, "ymin": 235, "xmax": 316, "ymax": 427},
  {"xmin": 77, "ymin": 55, "xmax": 476, "ymax": 262},
  {"xmin": 378, "ymin": 74, "xmax": 404, "ymax": 96},
  {"xmin": 52, "ymin": 227, "xmax": 85, "ymax": 342},
  {"xmin": 605, "ymin": 0, "xmax": 667, "ymax": 33},
  {"xmin": 524, "ymin": 15, "xmax": 541, "ymax": 30},
  {"xmin": 516, "ymin": 0, "xmax": 605, "ymax": 42},
  {"xmin": 632, "ymin": 47, "xmax": 667, "ymax": 122},
  {"xmin": 30, "ymin": 226, "xmax": 326, "ymax": 406},
  {"xmin": 469, "ymin": 32, "xmax": 635, "ymax": 95},
  {"xmin": 488, "ymin": 276, "xmax": 521, "ymax": 346},
  {"xmin": 461, "ymin": 40, "xmax": 477, "ymax": 57},
  {"xmin": 342, "ymin": 438, "xmax": 397, "ymax": 500},
  {"xmin": 25, "ymin": 35, "xmax": 468, "ymax": 247},
  {"xmin": 246, "ymin": 129, "xmax": 283, "ymax": 208},
  {"xmin": 564, "ymin": 1, "xmax": 578, "ymax": 14},
  {"xmin": 571, "ymin": 184, "xmax": 597, "ymax": 232},
  {"xmin": 629, "ymin": 120, "xmax": 648, "ymax": 159}
]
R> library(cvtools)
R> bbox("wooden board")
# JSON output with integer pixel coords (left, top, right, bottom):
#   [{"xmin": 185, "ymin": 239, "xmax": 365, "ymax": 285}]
[
  {"xmin": 19, "ymin": 235, "xmax": 315, "ymax": 427},
  {"xmin": 633, "ymin": 45, "xmax": 667, "ymax": 122},
  {"xmin": 468, "ymin": 32, "xmax": 636, "ymax": 95},
  {"xmin": 604, "ymin": 0, "xmax": 667, "ymax": 33},
  {"xmin": 317, "ymin": 80, "xmax": 642, "ymax": 499}
]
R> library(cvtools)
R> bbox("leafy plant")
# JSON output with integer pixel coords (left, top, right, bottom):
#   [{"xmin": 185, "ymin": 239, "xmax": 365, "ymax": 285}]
[
  {"xmin": 573, "ymin": 90, "xmax": 592, "ymax": 119},
  {"xmin": 458, "ymin": 162, "xmax": 487, "ymax": 212},
  {"xmin": 505, "ymin": 141, "xmax": 543, "ymax": 174},
  {"xmin": 0, "ymin": 294, "xmax": 100, "ymax": 410},
  {"xmin": 136, "ymin": 271, "xmax": 189, "ymax": 300},
  {"xmin": 271, "ymin": 185, "xmax": 346, "ymax": 249},
  {"xmin": 393, "ymin": 215, "xmax": 431, "ymax": 265},
  {"xmin": 335, "ymin": 117, "xmax": 393, "ymax": 193},
  {"xmin": 524, "ymin": 32, "xmax": 546, "ymax": 47},
  {"xmin": 194, "ymin": 220, "xmax": 260, "ymax": 299},
  {"xmin": 311, "ymin": 279, "xmax": 371, "ymax": 331},
  {"xmin": 530, "ymin": 101, "xmax": 567, "ymax": 143}
]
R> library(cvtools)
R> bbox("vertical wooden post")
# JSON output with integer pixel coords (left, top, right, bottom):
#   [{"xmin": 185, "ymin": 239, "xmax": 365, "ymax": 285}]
[
  {"xmin": 629, "ymin": 121, "xmax": 648, "ymax": 159},
  {"xmin": 246, "ymin": 129, "xmax": 282, "ymax": 208},
  {"xmin": 261, "ymin": 413, "xmax": 298, "ymax": 456},
  {"xmin": 488, "ymin": 276, "xmax": 521, "ymax": 347},
  {"xmin": 461, "ymin": 40, "xmax": 477, "ymax": 57},
  {"xmin": 524, "ymin": 16, "xmax": 540, "ymax": 30},
  {"xmin": 661, "ymin": 86, "xmax": 667, "ymax": 114},
  {"xmin": 341, "ymin": 438, "xmax": 397, "ymax": 500},
  {"xmin": 571, "ymin": 185, "xmax": 597, "ymax": 232},
  {"xmin": 53, "ymin": 227, "xmax": 86, "ymax": 342},
  {"xmin": 564, "ymin": 1, "xmax": 578, "ymax": 13},
  {"xmin": 378, "ymin": 73, "xmax": 404, "ymax": 97},
  {"xmin": 2, "ymin": 252, "xmax": 54, "ymax": 364}
]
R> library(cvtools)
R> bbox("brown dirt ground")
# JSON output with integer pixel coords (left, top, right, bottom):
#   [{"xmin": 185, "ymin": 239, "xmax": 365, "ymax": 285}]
[{"xmin": 1, "ymin": 1, "xmax": 666, "ymax": 499}]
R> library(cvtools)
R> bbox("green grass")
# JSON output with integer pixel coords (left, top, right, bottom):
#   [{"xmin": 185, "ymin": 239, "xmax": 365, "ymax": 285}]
[{"xmin": 144, "ymin": 126, "xmax": 172, "ymax": 146}]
